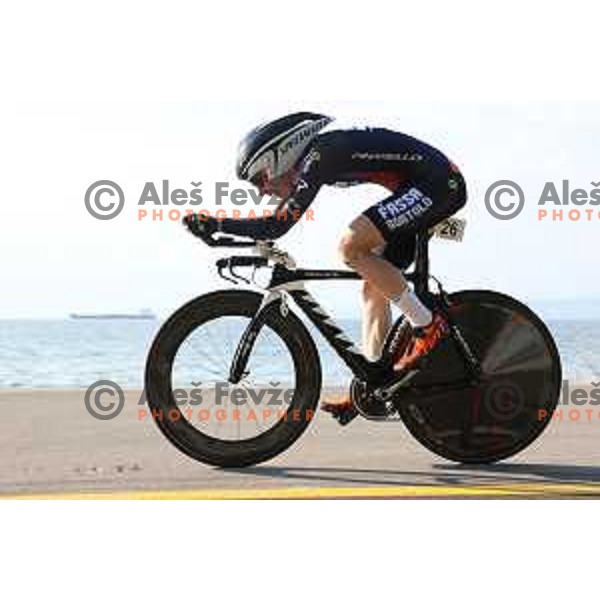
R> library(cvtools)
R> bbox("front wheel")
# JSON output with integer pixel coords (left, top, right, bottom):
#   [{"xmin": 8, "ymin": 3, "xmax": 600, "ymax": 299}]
[
  {"xmin": 145, "ymin": 290, "xmax": 322, "ymax": 468},
  {"xmin": 394, "ymin": 290, "xmax": 562, "ymax": 464}
]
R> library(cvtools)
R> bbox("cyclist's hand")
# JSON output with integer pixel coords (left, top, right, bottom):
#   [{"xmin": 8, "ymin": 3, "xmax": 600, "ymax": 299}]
[{"xmin": 183, "ymin": 214, "xmax": 219, "ymax": 241}]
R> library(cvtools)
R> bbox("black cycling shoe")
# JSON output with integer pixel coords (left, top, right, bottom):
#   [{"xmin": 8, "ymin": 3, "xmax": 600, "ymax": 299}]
[{"xmin": 321, "ymin": 397, "xmax": 359, "ymax": 426}]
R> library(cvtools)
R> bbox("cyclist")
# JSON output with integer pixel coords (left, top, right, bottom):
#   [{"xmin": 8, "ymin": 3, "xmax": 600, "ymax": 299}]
[{"xmin": 190, "ymin": 112, "xmax": 467, "ymax": 417}]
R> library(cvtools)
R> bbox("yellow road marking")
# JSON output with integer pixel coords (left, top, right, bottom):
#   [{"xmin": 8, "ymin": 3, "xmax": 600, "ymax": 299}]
[{"xmin": 4, "ymin": 482, "xmax": 600, "ymax": 500}]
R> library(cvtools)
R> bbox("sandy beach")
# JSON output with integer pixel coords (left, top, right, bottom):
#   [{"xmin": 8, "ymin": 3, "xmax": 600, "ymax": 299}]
[{"xmin": 1, "ymin": 386, "xmax": 600, "ymax": 498}]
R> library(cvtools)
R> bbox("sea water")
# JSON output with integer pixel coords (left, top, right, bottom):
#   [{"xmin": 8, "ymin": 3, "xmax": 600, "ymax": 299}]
[{"xmin": 0, "ymin": 317, "xmax": 597, "ymax": 388}]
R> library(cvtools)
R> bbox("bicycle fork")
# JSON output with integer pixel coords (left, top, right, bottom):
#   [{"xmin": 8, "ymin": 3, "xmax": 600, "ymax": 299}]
[{"xmin": 227, "ymin": 291, "xmax": 284, "ymax": 384}]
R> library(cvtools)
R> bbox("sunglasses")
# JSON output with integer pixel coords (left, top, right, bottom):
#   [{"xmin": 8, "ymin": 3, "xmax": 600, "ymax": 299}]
[{"xmin": 249, "ymin": 170, "xmax": 270, "ymax": 191}]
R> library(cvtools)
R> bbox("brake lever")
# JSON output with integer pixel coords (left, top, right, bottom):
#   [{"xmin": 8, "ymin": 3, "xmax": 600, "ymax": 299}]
[
  {"xmin": 216, "ymin": 261, "xmax": 239, "ymax": 284},
  {"xmin": 230, "ymin": 265, "xmax": 251, "ymax": 284}
]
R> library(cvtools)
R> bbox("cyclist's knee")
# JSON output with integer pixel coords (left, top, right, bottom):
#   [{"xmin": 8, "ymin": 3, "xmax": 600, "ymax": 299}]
[
  {"xmin": 338, "ymin": 233, "xmax": 370, "ymax": 268},
  {"xmin": 339, "ymin": 215, "xmax": 385, "ymax": 267}
]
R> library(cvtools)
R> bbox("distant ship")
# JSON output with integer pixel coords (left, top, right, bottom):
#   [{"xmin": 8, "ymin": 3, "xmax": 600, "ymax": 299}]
[{"xmin": 69, "ymin": 309, "xmax": 156, "ymax": 320}]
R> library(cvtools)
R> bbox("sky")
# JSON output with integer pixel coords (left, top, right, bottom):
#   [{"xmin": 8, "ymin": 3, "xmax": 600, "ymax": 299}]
[{"xmin": 2, "ymin": 2, "xmax": 600, "ymax": 318}]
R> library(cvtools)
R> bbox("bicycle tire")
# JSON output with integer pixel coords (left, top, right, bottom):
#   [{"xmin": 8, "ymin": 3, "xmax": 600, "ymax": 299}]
[{"xmin": 145, "ymin": 290, "xmax": 322, "ymax": 467}]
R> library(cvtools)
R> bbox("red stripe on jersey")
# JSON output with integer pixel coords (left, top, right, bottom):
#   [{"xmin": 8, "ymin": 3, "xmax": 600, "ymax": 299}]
[{"xmin": 348, "ymin": 171, "xmax": 407, "ymax": 191}]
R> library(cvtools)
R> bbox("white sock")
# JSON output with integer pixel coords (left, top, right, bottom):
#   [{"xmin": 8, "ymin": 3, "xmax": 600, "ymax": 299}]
[{"xmin": 391, "ymin": 288, "xmax": 432, "ymax": 329}]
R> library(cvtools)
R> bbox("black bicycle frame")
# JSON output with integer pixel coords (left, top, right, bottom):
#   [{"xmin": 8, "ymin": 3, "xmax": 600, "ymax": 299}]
[{"xmin": 228, "ymin": 232, "xmax": 435, "ymax": 386}]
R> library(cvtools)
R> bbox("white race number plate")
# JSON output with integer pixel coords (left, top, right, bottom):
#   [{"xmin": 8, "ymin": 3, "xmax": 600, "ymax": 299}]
[{"xmin": 432, "ymin": 217, "xmax": 467, "ymax": 242}]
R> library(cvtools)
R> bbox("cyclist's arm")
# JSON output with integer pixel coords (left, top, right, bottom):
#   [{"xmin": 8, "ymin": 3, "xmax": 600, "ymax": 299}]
[{"xmin": 218, "ymin": 152, "xmax": 323, "ymax": 240}]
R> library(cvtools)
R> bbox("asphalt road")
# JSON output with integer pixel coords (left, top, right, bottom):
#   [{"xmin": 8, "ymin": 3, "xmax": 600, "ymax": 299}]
[{"xmin": 2, "ymin": 389, "xmax": 600, "ymax": 498}]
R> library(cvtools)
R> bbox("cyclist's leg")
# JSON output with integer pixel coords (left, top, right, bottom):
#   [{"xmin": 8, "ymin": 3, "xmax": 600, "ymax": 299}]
[
  {"xmin": 362, "ymin": 279, "xmax": 391, "ymax": 360},
  {"xmin": 337, "ymin": 217, "xmax": 397, "ymax": 362},
  {"xmin": 359, "ymin": 167, "xmax": 465, "ymax": 318},
  {"xmin": 321, "ymin": 219, "xmax": 397, "ymax": 415},
  {"xmin": 340, "ymin": 205, "xmax": 433, "ymax": 335},
  {"xmin": 338, "ymin": 215, "xmax": 408, "ymax": 299},
  {"xmin": 337, "ymin": 214, "xmax": 429, "ymax": 366},
  {"xmin": 366, "ymin": 168, "xmax": 467, "ymax": 369}
]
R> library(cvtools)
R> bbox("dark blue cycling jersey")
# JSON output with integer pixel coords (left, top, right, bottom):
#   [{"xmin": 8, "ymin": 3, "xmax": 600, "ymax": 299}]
[{"xmin": 219, "ymin": 128, "xmax": 467, "ymax": 266}]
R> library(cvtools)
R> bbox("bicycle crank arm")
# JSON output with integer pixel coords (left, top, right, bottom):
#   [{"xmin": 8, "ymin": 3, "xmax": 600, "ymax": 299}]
[
  {"xmin": 375, "ymin": 370, "xmax": 419, "ymax": 401},
  {"xmin": 385, "ymin": 378, "xmax": 481, "ymax": 406},
  {"xmin": 375, "ymin": 369, "xmax": 479, "ymax": 404}
]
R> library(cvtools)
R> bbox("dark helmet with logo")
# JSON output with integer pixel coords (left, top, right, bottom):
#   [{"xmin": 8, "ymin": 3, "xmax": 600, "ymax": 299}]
[{"xmin": 236, "ymin": 112, "xmax": 333, "ymax": 184}]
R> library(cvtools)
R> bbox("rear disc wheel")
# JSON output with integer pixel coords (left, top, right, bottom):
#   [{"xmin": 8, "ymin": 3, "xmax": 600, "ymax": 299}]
[{"xmin": 395, "ymin": 290, "xmax": 562, "ymax": 464}]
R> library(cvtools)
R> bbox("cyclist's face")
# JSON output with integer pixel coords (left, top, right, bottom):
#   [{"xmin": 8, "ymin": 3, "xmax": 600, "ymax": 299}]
[{"xmin": 252, "ymin": 170, "xmax": 297, "ymax": 200}]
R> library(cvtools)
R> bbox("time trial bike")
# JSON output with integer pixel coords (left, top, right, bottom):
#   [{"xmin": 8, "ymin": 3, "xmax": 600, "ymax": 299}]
[{"xmin": 144, "ymin": 216, "xmax": 562, "ymax": 468}]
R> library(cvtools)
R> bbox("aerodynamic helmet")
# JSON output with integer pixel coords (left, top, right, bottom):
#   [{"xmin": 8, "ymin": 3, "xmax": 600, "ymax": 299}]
[{"xmin": 236, "ymin": 112, "xmax": 333, "ymax": 184}]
